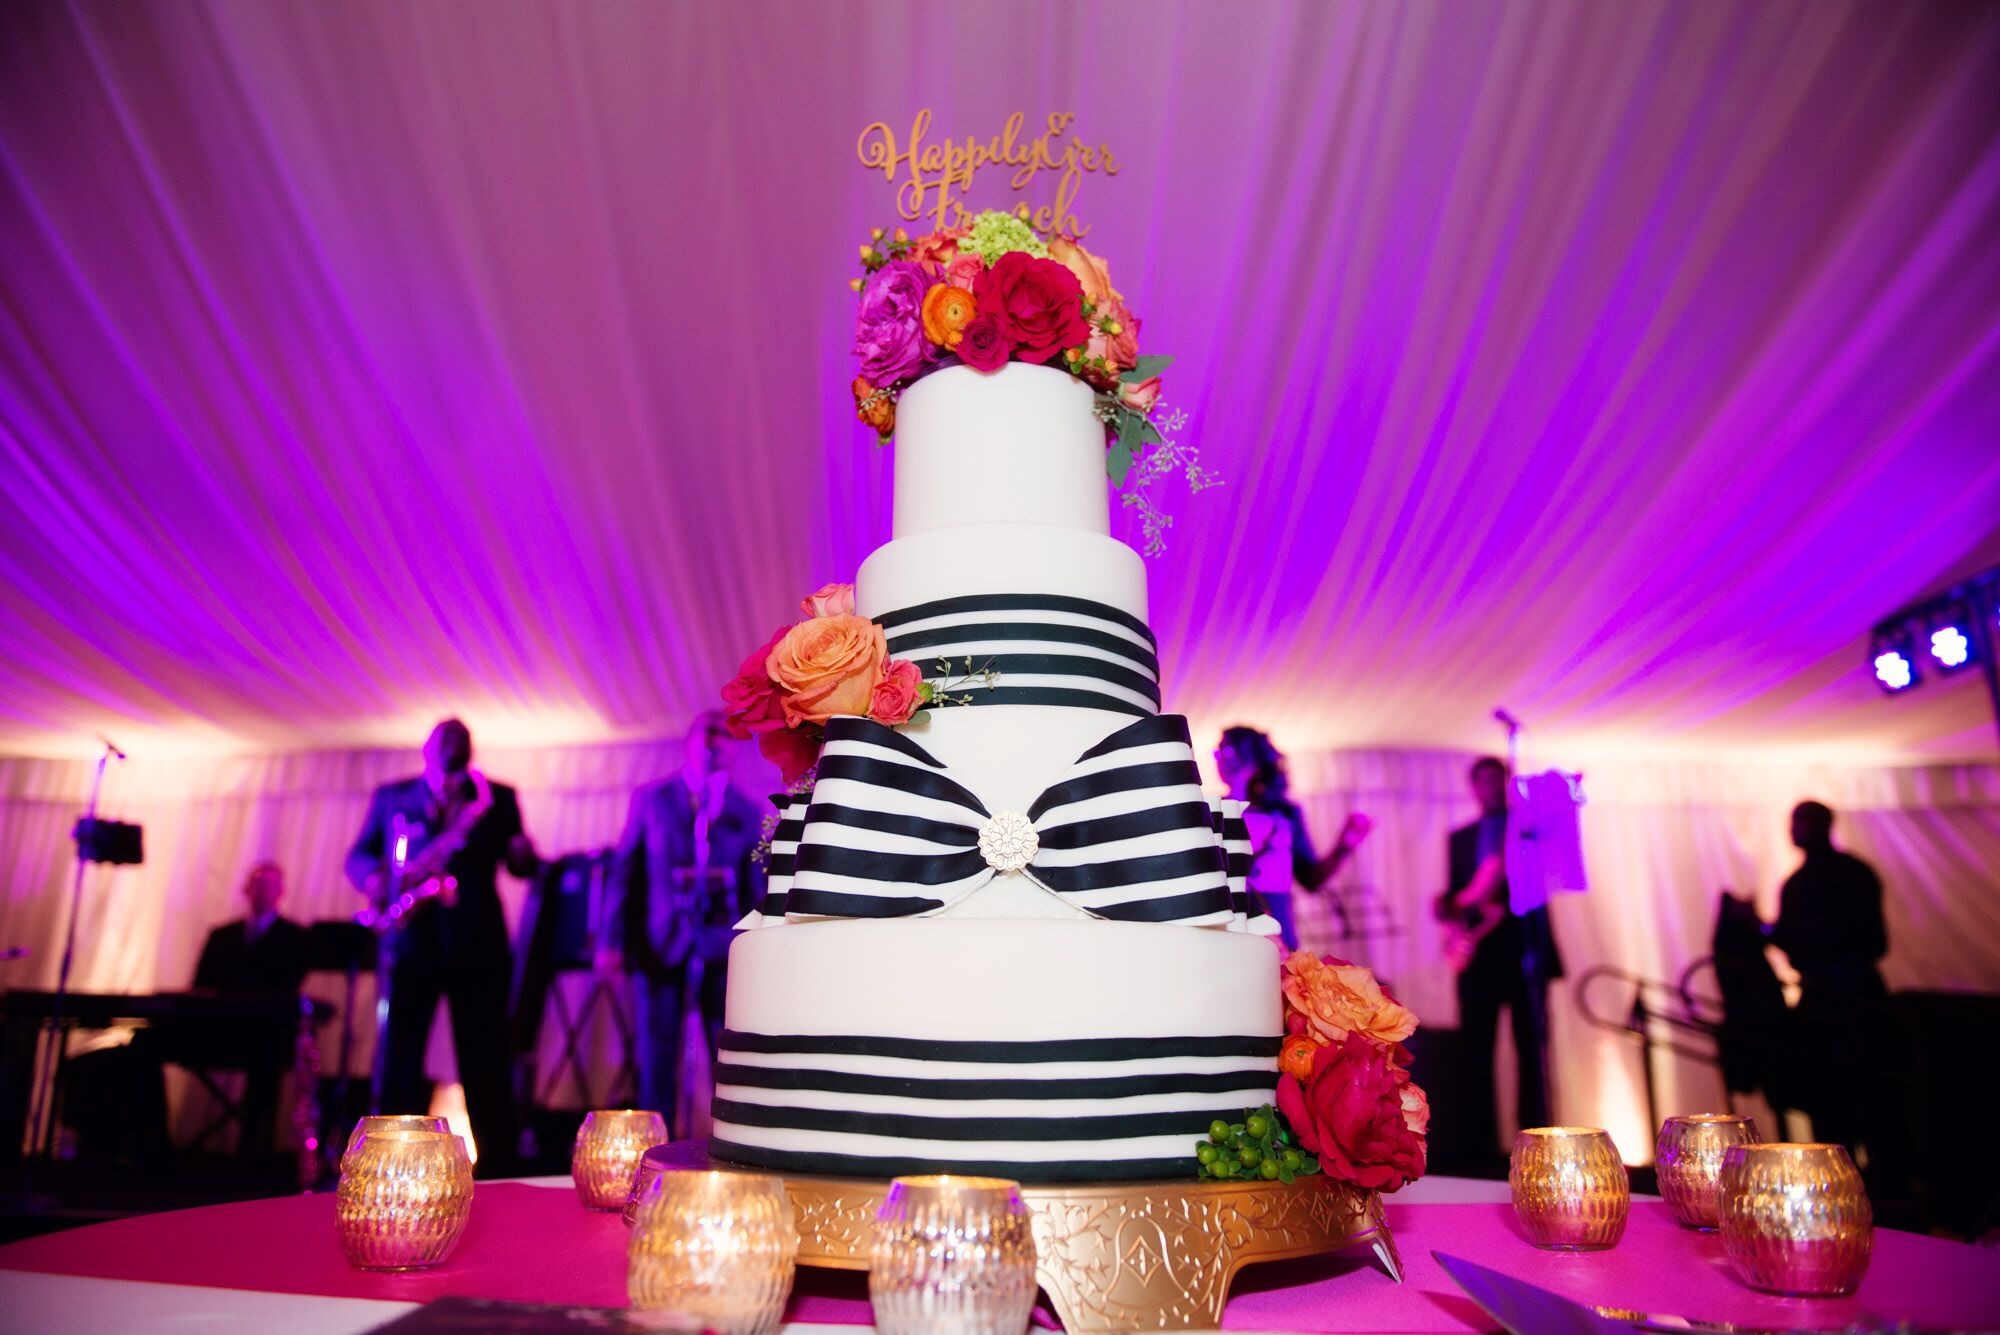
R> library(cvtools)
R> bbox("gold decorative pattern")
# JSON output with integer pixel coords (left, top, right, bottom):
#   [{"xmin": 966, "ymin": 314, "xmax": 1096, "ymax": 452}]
[
  {"xmin": 1510, "ymin": 1126, "xmax": 1630, "ymax": 1250},
  {"xmin": 1719, "ymin": 1143, "xmax": 1872, "ymax": 1297},
  {"xmin": 643, "ymin": 1141, "xmax": 1399, "ymax": 1333}
]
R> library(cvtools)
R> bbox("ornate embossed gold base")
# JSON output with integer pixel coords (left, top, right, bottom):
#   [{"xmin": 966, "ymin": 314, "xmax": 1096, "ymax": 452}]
[{"xmin": 641, "ymin": 1141, "xmax": 1401, "ymax": 1333}]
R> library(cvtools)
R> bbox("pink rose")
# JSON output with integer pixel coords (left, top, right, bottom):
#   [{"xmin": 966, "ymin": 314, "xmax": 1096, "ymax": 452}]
[
  {"xmin": 721, "ymin": 626, "xmax": 792, "ymax": 739},
  {"xmin": 757, "ymin": 727, "xmax": 821, "ymax": 785},
  {"xmin": 957, "ymin": 313, "xmax": 1010, "ymax": 372},
  {"xmin": 943, "ymin": 254, "xmax": 985, "ymax": 293},
  {"xmin": 973, "ymin": 252, "xmax": 1088, "ymax": 365},
  {"xmin": 800, "ymin": 582, "xmax": 856, "ymax": 618},
  {"xmin": 766, "ymin": 614, "xmax": 887, "ymax": 727},
  {"xmin": 1118, "ymin": 375, "xmax": 1161, "ymax": 415},
  {"xmin": 854, "ymin": 259, "xmax": 937, "ymax": 386},
  {"xmin": 908, "ymin": 227, "xmax": 967, "ymax": 273},
  {"xmin": 869, "ymin": 659, "xmax": 925, "ymax": 725},
  {"xmin": 1275, "ymin": 1033, "xmax": 1428, "ymax": 1192},
  {"xmin": 1087, "ymin": 294, "xmax": 1140, "ymax": 371}
]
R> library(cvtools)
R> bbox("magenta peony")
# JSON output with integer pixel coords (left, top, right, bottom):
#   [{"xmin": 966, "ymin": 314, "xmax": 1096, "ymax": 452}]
[{"xmin": 854, "ymin": 260, "xmax": 937, "ymax": 386}]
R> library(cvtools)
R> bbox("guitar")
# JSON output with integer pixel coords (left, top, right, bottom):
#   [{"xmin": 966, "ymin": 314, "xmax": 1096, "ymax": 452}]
[
  {"xmin": 1436, "ymin": 851, "xmax": 1506, "ymax": 970},
  {"xmin": 358, "ymin": 769, "xmax": 495, "ymax": 933}
]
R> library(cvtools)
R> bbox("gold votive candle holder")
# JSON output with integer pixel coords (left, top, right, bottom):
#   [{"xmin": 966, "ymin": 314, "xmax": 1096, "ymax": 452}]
[
  {"xmin": 628, "ymin": 1170, "xmax": 798, "ymax": 1335},
  {"xmin": 1510, "ymin": 1126, "xmax": 1629, "ymax": 1250},
  {"xmin": 1719, "ymin": 1142, "xmax": 1872, "ymax": 1297},
  {"xmin": 868, "ymin": 1174, "xmax": 1039, "ymax": 1335},
  {"xmin": 335, "ymin": 1128, "xmax": 474, "ymax": 1271},
  {"xmin": 1656, "ymin": 1114, "xmax": 1760, "ymax": 1229},
  {"xmin": 573, "ymin": 1109, "xmax": 668, "ymax": 1211},
  {"xmin": 343, "ymin": 1114, "xmax": 449, "ymax": 1161},
  {"xmin": 624, "ymin": 1143, "xmax": 672, "ymax": 1228}
]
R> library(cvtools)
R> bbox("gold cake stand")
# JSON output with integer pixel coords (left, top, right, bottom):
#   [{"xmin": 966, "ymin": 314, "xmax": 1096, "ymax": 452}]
[{"xmin": 643, "ymin": 1141, "xmax": 1402, "ymax": 1333}]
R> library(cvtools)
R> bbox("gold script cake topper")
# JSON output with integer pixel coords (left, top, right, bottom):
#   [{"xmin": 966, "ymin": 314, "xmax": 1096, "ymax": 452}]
[{"xmin": 857, "ymin": 111, "xmax": 1117, "ymax": 234}]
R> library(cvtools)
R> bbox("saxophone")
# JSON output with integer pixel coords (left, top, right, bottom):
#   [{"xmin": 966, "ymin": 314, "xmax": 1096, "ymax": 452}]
[{"xmin": 359, "ymin": 769, "xmax": 495, "ymax": 932}]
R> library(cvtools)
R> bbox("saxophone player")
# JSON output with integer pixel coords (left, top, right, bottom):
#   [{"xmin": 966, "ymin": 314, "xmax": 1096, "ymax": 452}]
[{"xmin": 345, "ymin": 718, "xmax": 538, "ymax": 1174}]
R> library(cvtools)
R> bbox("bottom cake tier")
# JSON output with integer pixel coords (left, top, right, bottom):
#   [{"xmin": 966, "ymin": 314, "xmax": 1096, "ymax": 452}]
[{"xmin": 711, "ymin": 916, "xmax": 1283, "ymax": 1182}]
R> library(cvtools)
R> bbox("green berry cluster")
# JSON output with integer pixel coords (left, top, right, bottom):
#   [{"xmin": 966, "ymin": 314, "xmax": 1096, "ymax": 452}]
[{"xmin": 1193, "ymin": 1105, "xmax": 1319, "ymax": 1184}]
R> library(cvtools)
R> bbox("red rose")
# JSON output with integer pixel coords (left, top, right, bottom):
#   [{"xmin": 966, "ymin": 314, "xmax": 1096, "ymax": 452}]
[
  {"xmin": 1275, "ymin": 1033, "xmax": 1427, "ymax": 1192},
  {"xmin": 721, "ymin": 626, "xmax": 792, "ymax": 739},
  {"xmin": 973, "ymin": 252, "xmax": 1088, "ymax": 364},
  {"xmin": 957, "ymin": 313, "xmax": 1010, "ymax": 372},
  {"xmin": 756, "ymin": 727, "xmax": 821, "ymax": 785}
]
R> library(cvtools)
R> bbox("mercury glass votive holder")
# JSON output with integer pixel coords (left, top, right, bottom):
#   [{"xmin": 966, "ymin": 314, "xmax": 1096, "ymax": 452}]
[
  {"xmin": 573, "ymin": 1108, "xmax": 669, "ymax": 1211},
  {"xmin": 868, "ymin": 1174, "xmax": 1039, "ymax": 1335},
  {"xmin": 1719, "ymin": 1143, "xmax": 1872, "ymax": 1297},
  {"xmin": 624, "ymin": 1143, "xmax": 673, "ymax": 1228},
  {"xmin": 335, "ymin": 1128, "xmax": 474, "ymax": 1271},
  {"xmin": 1656, "ymin": 1114, "xmax": 1760, "ymax": 1229},
  {"xmin": 1510, "ymin": 1126, "xmax": 1630, "ymax": 1250},
  {"xmin": 342, "ymin": 1114, "xmax": 450, "ymax": 1161},
  {"xmin": 628, "ymin": 1170, "xmax": 798, "ymax": 1335}
]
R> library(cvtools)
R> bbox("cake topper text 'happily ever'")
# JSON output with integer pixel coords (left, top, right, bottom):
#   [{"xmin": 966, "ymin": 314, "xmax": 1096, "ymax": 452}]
[{"xmin": 857, "ymin": 111, "xmax": 1117, "ymax": 234}]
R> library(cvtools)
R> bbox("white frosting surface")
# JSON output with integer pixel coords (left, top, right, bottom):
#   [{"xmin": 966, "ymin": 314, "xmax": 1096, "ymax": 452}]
[
  {"xmin": 891, "ymin": 363, "xmax": 1108, "ymax": 536},
  {"xmin": 726, "ymin": 917, "xmax": 1278, "ymax": 1039}
]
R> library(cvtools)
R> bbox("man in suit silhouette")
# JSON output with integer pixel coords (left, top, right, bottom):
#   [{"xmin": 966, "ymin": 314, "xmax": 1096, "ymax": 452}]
[
  {"xmin": 599, "ymin": 711, "xmax": 765, "ymax": 1130},
  {"xmin": 345, "ymin": 719, "xmax": 538, "ymax": 1174},
  {"xmin": 1438, "ymin": 756, "xmax": 1564, "ymax": 1162},
  {"xmin": 195, "ymin": 861, "xmax": 310, "ymax": 994}
]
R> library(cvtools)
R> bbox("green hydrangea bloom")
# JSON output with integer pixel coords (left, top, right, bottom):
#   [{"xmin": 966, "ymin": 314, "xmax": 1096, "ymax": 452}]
[{"xmin": 963, "ymin": 209, "xmax": 1048, "ymax": 264}]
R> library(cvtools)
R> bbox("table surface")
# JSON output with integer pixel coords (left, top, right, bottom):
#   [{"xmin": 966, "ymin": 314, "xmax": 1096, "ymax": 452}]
[{"xmin": 1, "ymin": 1175, "xmax": 1995, "ymax": 1335}]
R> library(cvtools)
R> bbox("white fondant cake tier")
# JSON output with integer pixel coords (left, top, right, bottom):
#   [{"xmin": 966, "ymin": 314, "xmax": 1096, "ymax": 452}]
[
  {"xmin": 711, "ymin": 917, "xmax": 1283, "ymax": 1182},
  {"xmin": 891, "ymin": 363, "xmax": 1108, "ymax": 537}
]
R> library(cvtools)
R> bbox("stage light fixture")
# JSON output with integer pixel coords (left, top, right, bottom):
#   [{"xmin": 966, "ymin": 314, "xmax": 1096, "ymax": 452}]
[
  {"xmin": 1930, "ymin": 624, "xmax": 1971, "ymax": 671},
  {"xmin": 1869, "ymin": 565, "xmax": 2000, "ymax": 757},
  {"xmin": 1873, "ymin": 645, "xmax": 1916, "ymax": 692}
]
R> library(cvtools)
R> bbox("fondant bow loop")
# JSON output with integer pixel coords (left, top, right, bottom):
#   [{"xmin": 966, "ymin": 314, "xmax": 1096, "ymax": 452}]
[{"xmin": 781, "ymin": 713, "xmax": 1238, "ymax": 927}]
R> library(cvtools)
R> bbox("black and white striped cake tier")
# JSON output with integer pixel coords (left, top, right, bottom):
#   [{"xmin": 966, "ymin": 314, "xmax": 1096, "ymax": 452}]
[{"xmin": 874, "ymin": 592, "xmax": 1161, "ymax": 716}]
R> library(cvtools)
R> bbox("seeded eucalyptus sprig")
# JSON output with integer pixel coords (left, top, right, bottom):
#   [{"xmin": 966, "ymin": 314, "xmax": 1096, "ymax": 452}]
[{"xmin": 1193, "ymin": 1104, "xmax": 1320, "ymax": 1184}]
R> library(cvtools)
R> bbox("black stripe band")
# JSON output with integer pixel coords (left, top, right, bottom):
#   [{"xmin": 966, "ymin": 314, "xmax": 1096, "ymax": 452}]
[
  {"xmin": 874, "ymin": 593, "xmax": 1156, "ymax": 646},
  {"xmin": 927, "ymin": 685, "xmax": 1153, "ymax": 715},
  {"xmin": 709, "ymin": 1138, "xmax": 1191, "ymax": 1184},
  {"xmin": 712, "ymin": 1098, "xmax": 1222, "ymax": 1142},
  {"xmin": 904, "ymin": 651, "xmax": 1162, "ymax": 701},
  {"xmin": 713, "ymin": 1063, "xmax": 1278, "ymax": 1102},
  {"xmin": 719, "ymin": 1031, "xmax": 1280, "ymax": 1062}
]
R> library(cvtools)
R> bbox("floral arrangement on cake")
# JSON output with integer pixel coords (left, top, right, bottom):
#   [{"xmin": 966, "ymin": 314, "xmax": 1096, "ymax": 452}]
[
  {"xmin": 849, "ymin": 210, "xmax": 1216, "ymax": 554},
  {"xmin": 721, "ymin": 581, "xmax": 993, "ymax": 784},
  {"xmin": 1197, "ymin": 951, "xmax": 1430, "ymax": 1192}
]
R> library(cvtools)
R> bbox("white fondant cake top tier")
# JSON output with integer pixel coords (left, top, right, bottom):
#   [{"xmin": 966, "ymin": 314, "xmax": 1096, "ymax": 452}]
[{"xmin": 892, "ymin": 363, "xmax": 1107, "ymax": 537}]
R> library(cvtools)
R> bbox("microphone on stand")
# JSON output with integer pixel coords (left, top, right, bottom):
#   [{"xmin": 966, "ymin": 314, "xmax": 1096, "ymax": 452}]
[
  {"xmin": 1492, "ymin": 708, "xmax": 1522, "ymax": 733},
  {"xmin": 98, "ymin": 735, "xmax": 127, "ymax": 761}
]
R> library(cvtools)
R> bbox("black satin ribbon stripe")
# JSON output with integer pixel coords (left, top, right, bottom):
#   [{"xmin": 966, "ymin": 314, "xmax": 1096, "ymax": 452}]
[
  {"xmin": 718, "ymin": 1030, "xmax": 1282, "ymax": 1062},
  {"xmin": 709, "ymin": 1139, "xmax": 1193, "ymax": 1184},
  {"xmin": 876, "ymin": 592, "xmax": 1161, "ymax": 715},
  {"xmin": 873, "ymin": 592, "xmax": 1157, "ymax": 646},
  {"xmin": 712, "ymin": 1099, "xmax": 1224, "ymax": 1142},
  {"xmin": 712, "ymin": 1062, "xmax": 1281, "ymax": 1102}
]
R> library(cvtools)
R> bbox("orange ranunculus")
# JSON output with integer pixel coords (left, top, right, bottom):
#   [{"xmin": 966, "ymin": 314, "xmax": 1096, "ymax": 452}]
[
  {"xmin": 766, "ymin": 614, "xmax": 887, "ymax": 727},
  {"xmin": 1279, "ymin": 1034, "xmax": 1319, "ymax": 1083},
  {"xmin": 921, "ymin": 283, "xmax": 979, "ymax": 349},
  {"xmin": 853, "ymin": 377, "xmax": 896, "ymax": 437},
  {"xmin": 1047, "ymin": 235, "xmax": 1116, "ymax": 308},
  {"xmin": 1281, "ymin": 950, "xmax": 1418, "ymax": 1048}
]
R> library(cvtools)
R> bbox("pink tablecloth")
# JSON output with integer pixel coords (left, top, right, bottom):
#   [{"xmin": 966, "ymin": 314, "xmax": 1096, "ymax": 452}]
[{"xmin": 1, "ymin": 1183, "xmax": 1995, "ymax": 1332}]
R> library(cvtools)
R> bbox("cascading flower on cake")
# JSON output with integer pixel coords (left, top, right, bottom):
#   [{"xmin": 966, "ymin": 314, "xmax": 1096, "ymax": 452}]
[
  {"xmin": 1196, "ymin": 950, "xmax": 1430, "ymax": 1193},
  {"xmin": 721, "ymin": 581, "xmax": 997, "ymax": 785},
  {"xmin": 847, "ymin": 209, "xmax": 1188, "ymax": 504}
]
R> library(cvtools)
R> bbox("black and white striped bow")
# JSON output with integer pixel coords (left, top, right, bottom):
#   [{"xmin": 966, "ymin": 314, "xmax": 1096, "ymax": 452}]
[{"xmin": 767, "ymin": 713, "xmax": 1238, "ymax": 928}]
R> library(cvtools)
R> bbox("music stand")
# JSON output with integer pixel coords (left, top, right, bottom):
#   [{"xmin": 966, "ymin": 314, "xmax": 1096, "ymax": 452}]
[{"xmin": 305, "ymin": 920, "xmax": 376, "ymax": 1174}]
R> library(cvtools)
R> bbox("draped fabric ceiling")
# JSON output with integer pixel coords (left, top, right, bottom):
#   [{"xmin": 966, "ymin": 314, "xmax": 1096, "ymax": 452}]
[{"xmin": 4, "ymin": 0, "xmax": 2000, "ymax": 767}]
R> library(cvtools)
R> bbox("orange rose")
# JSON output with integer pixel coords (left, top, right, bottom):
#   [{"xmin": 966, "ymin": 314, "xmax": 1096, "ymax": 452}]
[
  {"xmin": 921, "ymin": 283, "xmax": 978, "ymax": 349},
  {"xmin": 800, "ymin": 582, "xmax": 855, "ymax": 618},
  {"xmin": 766, "ymin": 614, "xmax": 887, "ymax": 727},
  {"xmin": 1047, "ymin": 235, "xmax": 1116, "ymax": 308},
  {"xmin": 1398, "ymin": 1075, "xmax": 1431, "ymax": 1138},
  {"xmin": 1279, "ymin": 1034, "xmax": 1319, "ymax": 1083},
  {"xmin": 1280, "ymin": 950, "xmax": 1418, "ymax": 1048},
  {"xmin": 907, "ymin": 226, "xmax": 966, "ymax": 272}
]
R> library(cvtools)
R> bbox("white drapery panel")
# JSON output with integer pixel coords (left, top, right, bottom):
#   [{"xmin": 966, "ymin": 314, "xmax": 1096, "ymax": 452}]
[
  {"xmin": 3, "ymin": 742, "xmax": 1994, "ymax": 1158},
  {"xmin": 2, "ymin": 0, "xmax": 1999, "ymax": 767}
]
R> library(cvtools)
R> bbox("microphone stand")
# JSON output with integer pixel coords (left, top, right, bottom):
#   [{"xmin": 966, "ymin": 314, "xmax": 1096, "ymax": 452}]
[{"xmin": 20, "ymin": 740, "xmax": 121, "ymax": 1195}]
